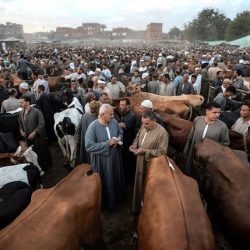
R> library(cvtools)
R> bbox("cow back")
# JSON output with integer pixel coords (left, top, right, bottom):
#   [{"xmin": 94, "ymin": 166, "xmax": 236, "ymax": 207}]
[
  {"xmin": 195, "ymin": 138, "xmax": 250, "ymax": 248},
  {"xmin": 160, "ymin": 112, "xmax": 192, "ymax": 151},
  {"xmin": 0, "ymin": 112, "xmax": 20, "ymax": 137},
  {"xmin": 138, "ymin": 155, "xmax": 215, "ymax": 250},
  {"xmin": 0, "ymin": 164, "xmax": 104, "ymax": 250}
]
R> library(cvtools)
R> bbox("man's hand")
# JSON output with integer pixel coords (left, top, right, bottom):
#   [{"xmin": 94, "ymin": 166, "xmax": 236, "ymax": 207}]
[
  {"xmin": 129, "ymin": 144, "xmax": 138, "ymax": 152},
  {"xmin": 134, "ymin": 148, "xmax": 145, "ymax": 155},
  {"xmin": 28, "ymin": 131, "xmax": 36, "ymax": 140},
  {"xmin": 109, "ymin": 138, "xmax": 118, "ymax": 146},
  {"xmin": 20, "ymin": 129, "xmax": 26, "ymax": 137},
  {"xmin": 119, "ymin": 122, "xmax": 126, "ymax": 129}
]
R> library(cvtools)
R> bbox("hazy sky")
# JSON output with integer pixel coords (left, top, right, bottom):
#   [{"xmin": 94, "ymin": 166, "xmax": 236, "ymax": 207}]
[{"xmin": 0, "ymin": 0, "xmax": 249, "ymax": 33}]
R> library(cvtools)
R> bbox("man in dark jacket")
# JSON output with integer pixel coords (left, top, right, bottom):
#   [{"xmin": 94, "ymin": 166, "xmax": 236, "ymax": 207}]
[
  {"xmin": 16, "ymin": 54, "xmax": 30, "ymax": 80},
  {"xmin": 176, "ymin": 73, "xmax": 195, "ymax": 95},
  {"xmin": 114, "ymin": 98, "xmax": 136, "ymax": 185}
]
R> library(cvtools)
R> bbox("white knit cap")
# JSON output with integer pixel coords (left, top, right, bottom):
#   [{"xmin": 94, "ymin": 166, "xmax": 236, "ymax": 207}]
[
  {"xmin": 87, "ymin": 71, "xmax": 95, "ymax": 76},
  {"xmin": 19, "ymin": 82, "xmax": 29, "ymax": 89},
  {"xmin": 142, "ymin": 72, "xmax": 149, "ymax": 79},
  {"xmin": 141, "ymin": 100, "xmax": 153, "ymax": 109}
]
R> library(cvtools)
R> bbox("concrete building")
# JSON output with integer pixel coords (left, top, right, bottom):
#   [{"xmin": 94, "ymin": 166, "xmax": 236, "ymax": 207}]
[
  {"xmin": 55, "ymin": 23, "xmax": 106, "ymax": 40},
  {"xmin": 146, "ymin": 23, "xmax": 163, "ymax": 40},
  {"xmin": 0, "ymin": 22, "xmax": 23, "ymax": 39}
]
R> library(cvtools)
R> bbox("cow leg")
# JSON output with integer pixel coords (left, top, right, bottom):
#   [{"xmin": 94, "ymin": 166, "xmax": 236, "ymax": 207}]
[
  {"xmin": 68, "ymin": 136, "xmax": 77, "ymax": 168},
  {"xmin": 57, "ymin": 138, "xmax": 68, "ymax": 164}
]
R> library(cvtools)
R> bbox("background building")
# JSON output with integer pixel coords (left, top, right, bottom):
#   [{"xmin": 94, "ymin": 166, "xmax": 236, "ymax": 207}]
[
  {"xmin": 146, "ymin": 23, "xmax": 163, "ymax": 40},
  {"xmin": 0, "ymin": 22, "xmax": 23, "ymax": 39}
]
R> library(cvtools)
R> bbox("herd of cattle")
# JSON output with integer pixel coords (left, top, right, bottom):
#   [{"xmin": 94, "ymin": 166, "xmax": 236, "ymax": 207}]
[{"xmin": 0, "ymin": 89, "xmax": 250, "ymax": 249}]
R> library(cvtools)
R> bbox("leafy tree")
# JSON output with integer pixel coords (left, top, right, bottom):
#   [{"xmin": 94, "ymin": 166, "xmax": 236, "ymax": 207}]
[
  {"xmin": 225, "ymin": 11, "xmax": 250, "ymax": 40},
  {"xmin": 168, "ymin": 26, "xmax": 182, "ymax": 39},
  {"xmin": 183, "ymin": 8, "xmax": 230, "ymax": 41}
]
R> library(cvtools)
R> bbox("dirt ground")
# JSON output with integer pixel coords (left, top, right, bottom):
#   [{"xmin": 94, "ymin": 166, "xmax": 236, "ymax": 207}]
[{"xmin": 42, "ymin": 142, "xmax": 232, "ymax": 250}]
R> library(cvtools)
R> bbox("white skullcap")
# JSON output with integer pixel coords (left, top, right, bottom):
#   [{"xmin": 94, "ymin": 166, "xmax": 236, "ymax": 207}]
[
  {"xmin": 142, "ymin": 72, "xmax": 149, "ymax": 79},
  {"xmin": 19, "ymin": 82, "xmax": 29, "ymax": 89},
  {"xmin": 132, "ymin": 60, "xmax": 137, "ymax": 65},
  {"xmin": 201, "ymin": 60, "xmax": 208, "ymax": 65},
  {"xmin": 87, "ymin": 71, "xmax": 95, "ymax": 76},
  {"xmin": 141, "ymin": 100, "xmax": 153, "ymax": 109},
  {"xmin": 239, "ymin": 59, "xmax": 244, "ymax": 64},
  {"xmin": 69, "ymin": 62, "xmax": 75, "ymax": 69},
  {"xmin": 98, "ymin": 79, "xmax": 106, "ymax": 84}
]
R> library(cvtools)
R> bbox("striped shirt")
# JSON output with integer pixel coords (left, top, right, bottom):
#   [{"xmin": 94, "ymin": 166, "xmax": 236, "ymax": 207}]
[{"xmin": 232, "ymin": 117, "xmax": 250, "ymax": 135}]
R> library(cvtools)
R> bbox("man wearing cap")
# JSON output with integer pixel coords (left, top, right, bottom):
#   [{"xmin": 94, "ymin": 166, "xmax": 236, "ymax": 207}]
[
  {"xmin": 1, "ymin": 88, "xmax": 20, "ymax": 113},
  {"xmin": 129, "ymin": 111, "xmax": 169, "ymax": 213},
  {"xmin": 19, "ymin": 82, "xmax": 36, "ymax": 104},
  {"xmin": 79, "ymin": 100, "xmax": 101, "ymax": 163},
  {"xmin": 98, "ymin": 79, "xmax": 112, "ymax": 99},
  {"xmin": 141, "ymin": 72, "xmax": 149, "ymax": 92},
  {"xmin": 136, "ymin": 99, "xmax": 164, "ymax": 132}
]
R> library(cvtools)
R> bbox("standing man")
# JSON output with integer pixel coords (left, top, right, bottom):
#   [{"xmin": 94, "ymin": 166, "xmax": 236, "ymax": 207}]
[
  {"xmin": 231, "ymin": 103, "xmax": 250, "ymax": 135},
  {"xmin": 200, "ymin": 61, "xmax": 210, "ymax": 107},
  {"xmin": 36, "ymin": 85, "xmax": 55, "ymax": 142},
  {"xmin": 79, "ymin": 100, "xmax": 101, "ymax": 163},
  {"xmin": 176, "ymin": 73, "xmax": 195, "ymax": 95},
  {"xmin": 129, "ymin": 111, "xmax": 169, "ymax": 213},
  {"xmin": 114, "ymin": 98, "xmax": 136, "ymax": 185},
  {"xmin": 107, "ymin": 76, "xmax": 125, "ymax": 100},
  {"xmin": 19, "ymin": 82, "xmax": 36, "ymax": 105},
  {"xmin": 85, "ymin": 104, "xmax": 125, "ymax": 211},
  {"xmin": 184, "ymin": 102, "xmax": 229, "ymax": 175},
  {"xmin": 16, "ymin": 54, "xmax": 30, "ymax": 80},
  {"xmin": 157, "ymin": 74, "xmax": 176, "ymax": 96},
  {"xmin": 1, "ymin": 88, "xmax": 20, "ymax": 113},
  {"xmin": 18, "ymin": 96, "xmax": 51, "ymax": 171}
]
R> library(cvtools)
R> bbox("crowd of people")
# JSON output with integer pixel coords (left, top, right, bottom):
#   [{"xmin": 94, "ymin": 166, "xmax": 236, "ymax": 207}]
[{"xmin": 0, "ymin": 43, "xmax": 250, "ymax": 213}]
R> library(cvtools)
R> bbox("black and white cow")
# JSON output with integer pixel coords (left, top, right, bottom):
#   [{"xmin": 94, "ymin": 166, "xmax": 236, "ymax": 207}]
[
  {"xmin": 0, "ymin": 181, "xmax": 32, "ymax": 229},
  {"xmin": 0, "ymin": 163, "xmax": 42, "ymax": 191},
  {"xmin": 54, "ymin": 97, "xmax": 83, "ymax": 168}
]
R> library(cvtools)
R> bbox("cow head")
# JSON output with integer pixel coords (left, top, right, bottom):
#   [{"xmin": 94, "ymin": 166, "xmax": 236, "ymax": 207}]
[{"xmin": 125, "ymin": 84, "xmax": 141, "ymax": 96}]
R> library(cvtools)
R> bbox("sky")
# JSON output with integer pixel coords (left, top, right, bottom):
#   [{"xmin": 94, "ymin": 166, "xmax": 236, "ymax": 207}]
[{"xmin": 0, "ymin": 0, "xmax": 249, "ymax": 33}]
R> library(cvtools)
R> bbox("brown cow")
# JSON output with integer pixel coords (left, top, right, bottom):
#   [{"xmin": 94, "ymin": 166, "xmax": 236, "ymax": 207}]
[
  {"xmin": 126, "ymin": 85, "xmax": 204, "ymax": 107},
  {"xmin": 138, "ymin": 155, "xmax": 215, "ymax": 250},
  {"xmin": 10, "ymin": 74, "xmax": 23, "ymax": 87},
  {"xmin": 0, "ymin": 164, "xmax": 105, "ymax": 250},
  {"xmin": 113, "ymin": 96, "xmax": 194, "ymax": 118},
  {"xmin": 195, "ymin": 138, "xmax": 250, "ymax": 249},
  {"xmin": 229, "ymin": 129, "xmax": 250, "ymax": 152},
  {"xmin": 159, "ymin": 112, "xmax": 192, "ymax": 151},
  {"xmin": 48, "ymin": 76, "xmax": 63, "ymax": 91}
]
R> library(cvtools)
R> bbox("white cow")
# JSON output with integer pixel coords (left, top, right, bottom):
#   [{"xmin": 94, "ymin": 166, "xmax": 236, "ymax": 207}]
[
  {"xmin": 13, "ymin": 145, "xmax": 44, "ymax": 176},
  {"xmin": 54, "ymin": 97, "xmax": 83, "ymax": 168}
]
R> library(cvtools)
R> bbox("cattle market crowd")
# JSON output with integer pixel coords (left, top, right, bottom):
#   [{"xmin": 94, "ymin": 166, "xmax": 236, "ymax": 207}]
[{"xmin": 0, "ymin": 43, "xmax": 250, "ymax": 249}]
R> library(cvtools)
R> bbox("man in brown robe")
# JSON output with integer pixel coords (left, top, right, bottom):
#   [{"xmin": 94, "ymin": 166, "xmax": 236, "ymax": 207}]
[{"xmin": 129, "ymin": 111, "xmax": 169, "ymax": 213}]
